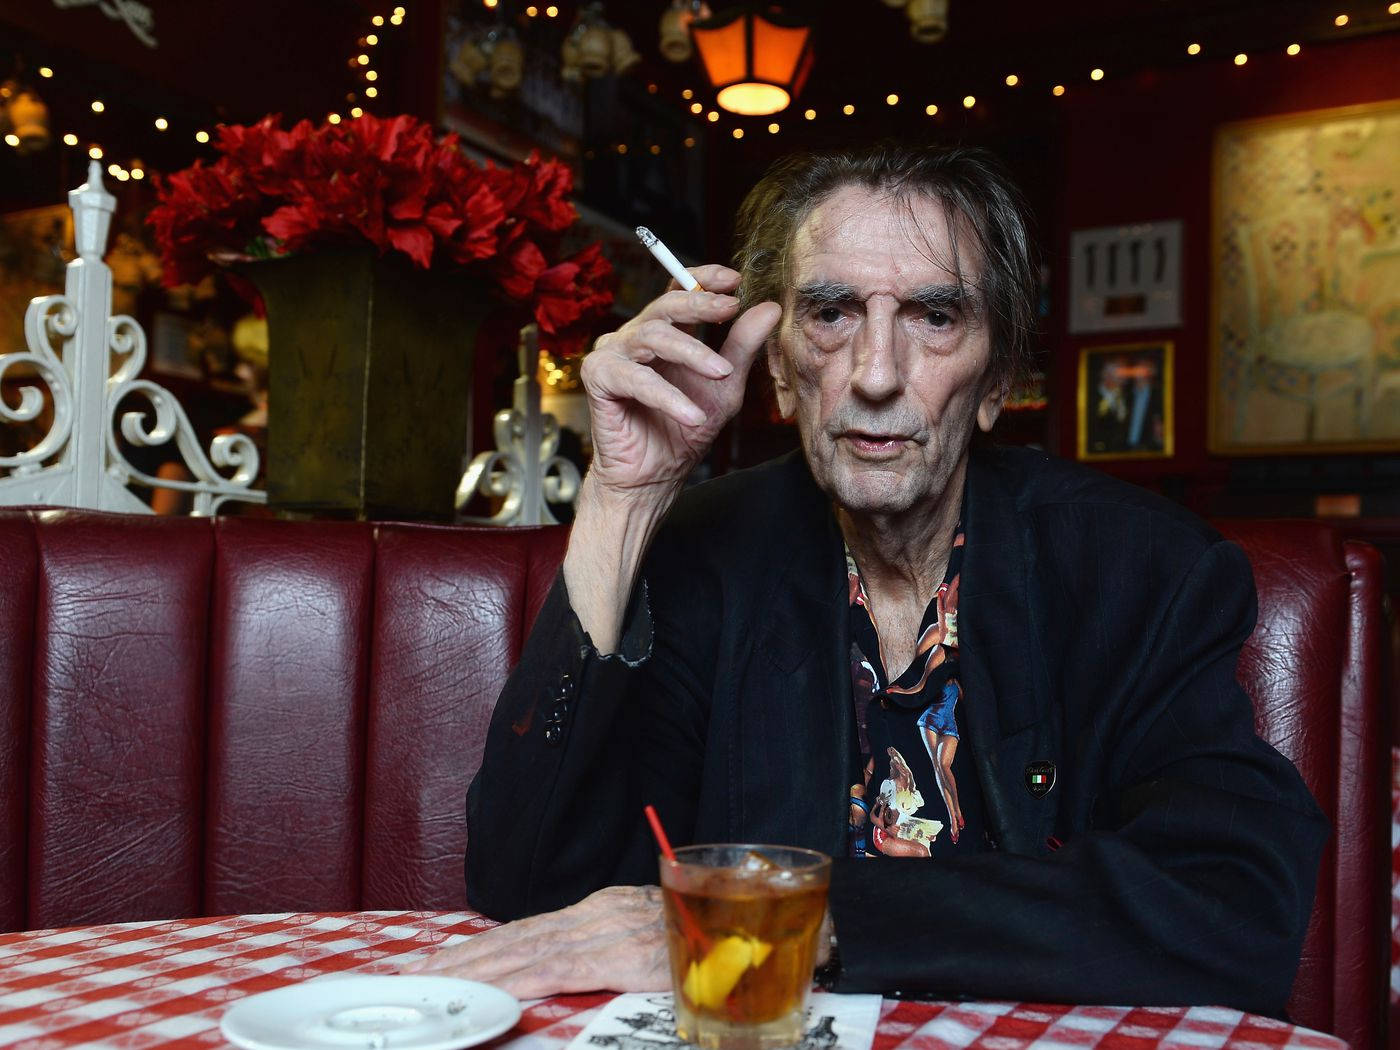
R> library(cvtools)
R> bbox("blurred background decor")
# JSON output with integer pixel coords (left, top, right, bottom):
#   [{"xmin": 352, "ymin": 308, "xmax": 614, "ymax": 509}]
[
  {"xmin": 1211, "ymin": 98, "xmax": 1400, "ymax": 454},
  {"xmin": 1077, "ymin": 341, "xmax": 1174, "ymax": 461},
  {"xmin": 147, "ymin": 111, "xmax": 613, "ymax": 519}
]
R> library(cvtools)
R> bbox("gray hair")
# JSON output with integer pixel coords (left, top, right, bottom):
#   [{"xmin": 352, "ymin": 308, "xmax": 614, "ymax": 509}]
[{"xmin": 733, "ymin": 143, "xmax": 1039, "ymax": 388}]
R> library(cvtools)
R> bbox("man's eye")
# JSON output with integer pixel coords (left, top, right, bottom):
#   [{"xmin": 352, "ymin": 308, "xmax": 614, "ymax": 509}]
[
  {"xmin": 816, "ymin": 305, "xmax": 844, "ymax": 324},
  {"xmin": 923, "ymin": 309, "xmax": 953, "ymax": 328}
]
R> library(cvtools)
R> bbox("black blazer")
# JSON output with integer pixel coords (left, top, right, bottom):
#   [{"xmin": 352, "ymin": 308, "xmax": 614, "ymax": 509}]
[{"xmin": 466, "ymin": 446, "xmax": 1326, "ymax": 1017}]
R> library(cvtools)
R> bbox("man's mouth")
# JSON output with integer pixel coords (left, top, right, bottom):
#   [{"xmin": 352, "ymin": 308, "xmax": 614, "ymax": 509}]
[{"xmin": 840, "ymin": 431, "xmax": 912, "ymax": 457}]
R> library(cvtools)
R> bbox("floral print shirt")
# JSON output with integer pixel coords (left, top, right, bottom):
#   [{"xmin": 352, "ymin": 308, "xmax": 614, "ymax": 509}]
[{"xmin": 846, "ymin": 525, "xmax": 986, "ymax": 858}]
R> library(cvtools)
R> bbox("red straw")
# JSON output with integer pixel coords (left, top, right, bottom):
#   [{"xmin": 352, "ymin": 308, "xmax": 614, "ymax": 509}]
[
  {"xmin": 644, "ymin": 805, "xmax": 677, "ymax": 861},
  {"xmin": 644, "ymin": 805, "xmax": 711, "ymax": 952}
]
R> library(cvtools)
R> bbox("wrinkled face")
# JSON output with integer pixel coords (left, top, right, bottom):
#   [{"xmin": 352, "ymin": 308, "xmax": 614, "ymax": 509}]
[{"xmin": 767, "ymin": 185, "xmax": 1004, "ymax": 522}]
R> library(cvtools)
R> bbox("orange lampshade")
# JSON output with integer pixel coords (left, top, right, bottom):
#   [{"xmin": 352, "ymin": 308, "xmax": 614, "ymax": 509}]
[{"xmin": 691, "ymin": 7, "xmax": 812, "ymax": 116}]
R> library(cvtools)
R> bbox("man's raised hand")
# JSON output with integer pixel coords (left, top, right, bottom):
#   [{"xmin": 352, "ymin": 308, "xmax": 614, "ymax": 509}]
[{"xmin": 581, "ymin": 264, "xmax": 782, "ymax": 497}]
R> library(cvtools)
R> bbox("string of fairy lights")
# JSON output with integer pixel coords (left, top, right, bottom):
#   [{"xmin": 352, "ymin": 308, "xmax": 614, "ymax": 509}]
[
  {"xmin": 1, "ymin": 7, "xmax": 411, "ymax": 182},
  {"xmin": 584, "ymin": 2, "xmax": 1400, "ymax": 154},
  {"xmin": 5, "ymin": 3, "xmax": 1397, "ymax": 170}
]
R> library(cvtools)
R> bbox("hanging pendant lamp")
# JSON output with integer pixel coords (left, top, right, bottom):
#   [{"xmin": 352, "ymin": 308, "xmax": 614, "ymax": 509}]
[{"xmin": 690, "ymin": 7, "xmax": 813, "ymax": 116}]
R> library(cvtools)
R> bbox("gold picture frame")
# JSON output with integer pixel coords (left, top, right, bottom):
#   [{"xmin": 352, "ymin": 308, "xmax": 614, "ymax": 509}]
[
  {"xmin": 1209, "ymin": 99, "xmax": 1400, "ymax": 455},
  {"xmin": 1077, "ymin": 341, "xmax": 1175, "ymax": 461}
]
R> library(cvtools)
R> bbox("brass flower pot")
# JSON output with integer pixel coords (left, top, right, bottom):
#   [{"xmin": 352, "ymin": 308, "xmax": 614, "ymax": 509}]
[{"xmin": 240, "ymin": 249, "xmax": 490, "ymax": 521}]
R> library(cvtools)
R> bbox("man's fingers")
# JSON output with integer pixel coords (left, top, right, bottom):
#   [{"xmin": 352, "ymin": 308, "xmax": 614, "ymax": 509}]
[
  {"xmin": 719, "ymin": 301, "xmax": 783, "ymax": 372},
  {"xmin": 608, "ymin": 362, "xmax": 708, "ymax": 427},
  {"xmin": 665, "ymin": 264, "xmax": 741, "ymax": 295},
  {"xmin": 626, "ymin": 320, "xmax": 733, "ymax": 378},
  {"xmin": 640, "ymin": 289, "xmax": 742, "ymax": 327}
]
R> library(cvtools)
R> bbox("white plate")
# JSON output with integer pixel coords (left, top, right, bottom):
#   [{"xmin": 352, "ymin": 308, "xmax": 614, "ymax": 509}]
[{"xmin": 221, "ymin": 975, "xmax": 522, "ymax": 1050}]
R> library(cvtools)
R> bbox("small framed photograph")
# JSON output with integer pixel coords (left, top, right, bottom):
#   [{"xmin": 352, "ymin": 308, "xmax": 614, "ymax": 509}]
[{"xmin": 1077, "ymin": 341, "xmax": 1174, "ymax": 460}]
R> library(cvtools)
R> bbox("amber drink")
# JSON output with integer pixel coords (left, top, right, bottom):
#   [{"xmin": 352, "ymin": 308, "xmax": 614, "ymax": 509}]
[{"xmin": 659, "ymin": 845, "xmax": 831, "ymax": 1050}]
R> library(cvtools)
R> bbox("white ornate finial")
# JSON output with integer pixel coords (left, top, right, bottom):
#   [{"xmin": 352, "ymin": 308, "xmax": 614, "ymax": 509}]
[
  {"xmin": 457, "ymin": 324, "xmax": 581, "ymax": 526},
  {"xmin": 0, "ymin": 163, "xmax": 265, "ymax": 515},
  {"xmin": 68, "ymin": 160, "xmax": 117, "ymax": 261}
]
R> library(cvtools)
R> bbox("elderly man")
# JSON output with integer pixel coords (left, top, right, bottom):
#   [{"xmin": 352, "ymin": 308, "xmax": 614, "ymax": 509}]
[{"xmin": 414, "ymin": 144, "xmax": 1325, "ymax": 1016}]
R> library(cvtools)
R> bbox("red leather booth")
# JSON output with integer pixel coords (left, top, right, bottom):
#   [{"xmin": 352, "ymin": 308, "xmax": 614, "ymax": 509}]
[{"xmin": 0, "ymin": 510, "xmax": 1386, "ymax": 1049}]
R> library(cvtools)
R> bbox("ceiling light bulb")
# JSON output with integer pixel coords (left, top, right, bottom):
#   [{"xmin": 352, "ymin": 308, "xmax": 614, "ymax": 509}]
[
  {"xmin": 1187, "ymin": 42, "xmax": 1201, "ymax": 55},
  {"xmin": 804, "ymin": 108, "xmax": 816, "ymax": 119},
  {"xmin": 1334, "ymin": 13, "xmax": 1349, "ymax": 25},
  {"xmin": 91, "ymin": 100, "xmax": 104, "ymax": 112},
  {"xmin": 962, "ymin": 94, "xmax": 976, "ymax": 108},
  {"xmin": 38, "ymin": 66, "xmax": 53, "ymax": 78},
  {"xmin": 1234, "ymin": 52, "xmax": 1248, "ymax": 65},
  {"xmin": 1287, "ymin": 43, "xmax": 1301, "ymax": 55},
  {"xmin": 707, "ymin": 110, "xmax": 719, "ymax": 122},
  {"xmin": 1052, "ymin": 84, "xmax": 1066, "ymax": 96},
  {"xmin": 351, "ymin": 106, "xmax": 364, "ymax": 117},
  {"xmin": 366, "ymin": 70, "xmax": 379, "ymax": 81},
  {"xmin": 358, "ymin": 54, "xmax": 370, "ymax": 64},
  {"xmin": 328, "ymin": 113, "xmax": 342, "ymax": 124},
  {"xmin": 1089, "ymin": 68, "xmax": 1104, "ymax": 80},
  {"xmin": 768, "ymin": 122, "xmax": 779, "ymax": 133},
  {"xmin": 89, "ymin": 145, "xmax": 103, "ymax": 158},
  {"xmin": 732, "ymin": 128, "xmax": 743, "ymax": 139},
  {"xmin": 649, "ymin": 143, "xmax": 660, "ymax": 154},
  {"xmin": 154, "ymin": 117, "xmax": 168, "ymax": 130},
  {"xmin": 886, "ymin": 93, "xmax": 899, "ymax": 105},
  {"xmin": 842, "ymin": 103, "xmax": 855, "ymax": 115},
  {"xmin": 63, "ymin": 132, "xmax": 78, "ymax": 146},
  {"xmin": 131, "ymin": 167, "xmax": 144, "ymax": 180},
  {"xmin": 525, "ymin": 4, "xmax": 537, "ymax": 14},
  {"xmin": 366, "ymin": 86, "xmax": 379, "ymax": 97},
  {"xmin": 1389, "ymin": 3, "xmax": 1399, "ymax": 14},
  {"xmin": 690, "ymin": 102, "xmax": 703, "ymax": 114},
  {"xmin": 617, "ymin": 143, "xmax": 627, "ymax": 154},
  {"xmin": 373, "ymin": 14, "xmax": 384, "ymax": 26},
  {"xmin": 4, "ymin": 134, "xmax": 18, "ymax": 148},
  {"xmin": 195, "ymin": 130, "xmax": 210, "ymax": 143},
  {"xmin": 682, "ymin": 88, "xmax": 693, "ymax": 99},
  {"xmin": 367, "ymin": 33, "xmax": 378, "ymax": 44},
  {"xmin": 546, "ymin": 4, "xmax": 559, "ymax": 15},
  {"xmin": 107, "ymin": 163, "xmax": 121, "ymax": 176},
  {"xmin": 393, "ymin": 5, "xmax": 405, "ymax": 14},
  {"xmin": 684, "ymin": 136, "xmax": 696, "ymax": 147},
  {"xmin": 390, "ymin": 13, "xmax": 403, "ymax": 24},
  {"xmin": 925, "ymin": 103, "xmax": 938, "ymax": 115},
  {"xmin": 1005, "ymin": 74, "xmax": 1019, "ymax": 86}
]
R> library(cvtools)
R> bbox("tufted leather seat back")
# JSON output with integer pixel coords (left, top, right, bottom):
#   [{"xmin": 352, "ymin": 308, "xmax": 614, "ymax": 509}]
[
  {"xmin": 0, "ymin": 510, "xmax": 566, "ymax": 932},
  {"xmin": 1216, "ymin": 521, "xmax": 1388, "ymax": 1050},
  {"xmin": 0, "ymin": 510, "xmax": 1385, "ymax": 1048}
]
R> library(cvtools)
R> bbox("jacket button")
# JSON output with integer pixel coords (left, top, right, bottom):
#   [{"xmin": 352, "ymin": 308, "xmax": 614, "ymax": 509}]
[{"xmin": 544, "ymin": 725, "xmax": 563, "ymax": 745}]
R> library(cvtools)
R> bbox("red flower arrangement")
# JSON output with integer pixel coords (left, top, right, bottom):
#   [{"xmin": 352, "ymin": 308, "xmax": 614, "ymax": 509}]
[{"xmin": 148, "ymin": 113, "xmax": 614, "ymax": 355}]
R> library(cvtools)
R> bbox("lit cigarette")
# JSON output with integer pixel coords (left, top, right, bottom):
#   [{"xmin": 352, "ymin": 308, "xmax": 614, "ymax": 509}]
[{"xmin": 635, "ymin": 226, "xmax": 703, "ymax": 292}]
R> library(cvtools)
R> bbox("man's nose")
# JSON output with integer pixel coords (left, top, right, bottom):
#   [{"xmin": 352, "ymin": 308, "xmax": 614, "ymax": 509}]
[{"xmin": 849, "ymin": 315, "xmax": 904, "ymax": 402}]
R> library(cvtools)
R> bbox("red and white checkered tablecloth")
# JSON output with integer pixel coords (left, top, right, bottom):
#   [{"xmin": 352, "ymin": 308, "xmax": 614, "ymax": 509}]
[{"xmin": 0, "ymin": 910, "xmax": 1347, "ymax": 1050}]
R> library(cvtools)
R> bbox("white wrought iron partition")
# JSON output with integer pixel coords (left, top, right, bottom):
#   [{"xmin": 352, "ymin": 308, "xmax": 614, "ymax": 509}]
[
  {"xmin": 0, "ymin": 161, "xmax": 266, "ymax": 515},
  {"xmin": 456, "ymin": 324, "xmax": 581, "ymax": 526}
]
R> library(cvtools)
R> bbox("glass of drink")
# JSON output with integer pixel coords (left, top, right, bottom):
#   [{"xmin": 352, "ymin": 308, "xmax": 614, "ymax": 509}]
[{"xmin": 658, "ymin": 844, "xmax": 831, "ymax": 1050}]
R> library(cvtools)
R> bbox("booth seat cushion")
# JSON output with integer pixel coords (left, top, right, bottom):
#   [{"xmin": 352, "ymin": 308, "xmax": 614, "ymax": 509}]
[
  {"xmin": 0, "ymin": 510, "xmax": 566, "ymax": 932},
  {"xmin": 0, "ymin": 509, "xmax": 1385, "ymax": 1050}
]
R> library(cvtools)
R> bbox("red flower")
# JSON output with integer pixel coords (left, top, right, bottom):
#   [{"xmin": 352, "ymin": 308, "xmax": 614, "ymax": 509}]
[{"xmin": 148, "ymin": 113, "xmax": 613, "ymax": 347}]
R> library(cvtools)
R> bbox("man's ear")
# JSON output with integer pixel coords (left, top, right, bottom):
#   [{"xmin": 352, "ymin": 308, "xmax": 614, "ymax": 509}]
[
  {"xmin": 766, "ymin": 335, "xmax": 797, "ymax": 420},
  {"xmin": 976, "ymin": 373, "xmax": 1009, "ymax": 433}
]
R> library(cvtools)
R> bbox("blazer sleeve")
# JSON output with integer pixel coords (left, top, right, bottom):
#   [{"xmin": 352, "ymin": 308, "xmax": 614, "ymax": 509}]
[
  {"xmin": 825, "ymin": 539, "xmax": 1329, "ymax": 1018},
  {"xmin": 465, "ymin": 561, "xmax": 714, "ymax": 921}
]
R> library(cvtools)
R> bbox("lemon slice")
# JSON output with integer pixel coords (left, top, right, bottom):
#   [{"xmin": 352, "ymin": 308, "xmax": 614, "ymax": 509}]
[{"xmin": 681, "ymin": 935, "xmax": 774, "ymax": 1010}]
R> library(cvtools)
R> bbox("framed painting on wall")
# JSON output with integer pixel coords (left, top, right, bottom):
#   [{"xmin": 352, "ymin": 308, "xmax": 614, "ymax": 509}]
[
  {"xmin": 1210, "ymin": 99, "xmax": 1400, "ymax": 454},
  {"xmin": 1077, "ymin": 341, "xmax": 1174, "ymax": 461}
]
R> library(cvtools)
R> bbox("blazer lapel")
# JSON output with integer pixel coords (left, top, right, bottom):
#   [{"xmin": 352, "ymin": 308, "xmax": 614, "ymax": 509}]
[
  {"xmin": 961, "ymin": 446, "xmax": 1057, "ymax": 855},
  {"xmin": 741, "ymin": 455, "xmax": 852, "ymax": 858}
]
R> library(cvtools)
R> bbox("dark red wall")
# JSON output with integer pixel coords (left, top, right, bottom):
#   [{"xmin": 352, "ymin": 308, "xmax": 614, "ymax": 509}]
[{"xmin": 1048, "ymin": 33, "xmax": 1400, "ymax": 509}]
